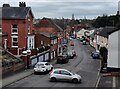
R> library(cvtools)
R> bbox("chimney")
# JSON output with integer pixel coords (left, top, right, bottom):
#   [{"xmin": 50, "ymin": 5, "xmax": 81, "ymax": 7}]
[
  {"xmin": 2, "ymin": 4, "xmax": 10, "ymax": 7},
  {"xmin": 117, "ymin": 11, "xmax": 119, "ymax": 15},
  {"xmin": 19, "ymin": 2, "xmax": 26, "ymax": 7}
]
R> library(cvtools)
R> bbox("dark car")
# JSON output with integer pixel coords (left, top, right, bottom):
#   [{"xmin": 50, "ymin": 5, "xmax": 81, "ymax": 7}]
[
  {"xmin": 91, "ymin": 51, "xmax": 100, "ymax": 59},
  {"xmin": 57, "ymin": 55, "xmax": 69, "ymax": 64}
]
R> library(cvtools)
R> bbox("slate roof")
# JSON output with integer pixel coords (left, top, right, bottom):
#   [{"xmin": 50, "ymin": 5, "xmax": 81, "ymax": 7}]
[
  {"xmin": 34, "ymin": 18, "xmax": 63, "ymax": 32},
  {"xmin": 97, "ymin": 26, "xmax": 117, "ymax": 38},
  {"xmin": 40, "ymin": 32, "xmax": 58, "ymax": 40},
  {"xmin": 108, "ymin": 28, "xmax": 120, "ymax": 35},
  {"xmin": 1, "ymin": 7, "xmax": 33, "ymax": 19}
]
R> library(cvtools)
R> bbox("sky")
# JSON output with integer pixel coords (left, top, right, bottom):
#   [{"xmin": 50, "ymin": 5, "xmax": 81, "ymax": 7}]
[{"xmin": 0, "ymin": 0, "xmax": 120, "ymax": 19}]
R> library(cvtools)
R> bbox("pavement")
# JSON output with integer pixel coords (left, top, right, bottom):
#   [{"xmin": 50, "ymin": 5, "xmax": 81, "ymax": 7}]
[
  {"xmin": 1, "ymin": 58, "xmax": 57, "ymax": 88},
  {"xmin": 96, "ymin": 73, "xmax": 120, "ymax": 88}
]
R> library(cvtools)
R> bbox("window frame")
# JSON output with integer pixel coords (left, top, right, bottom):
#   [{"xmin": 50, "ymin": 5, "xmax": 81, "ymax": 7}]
[
  {"xmin": 11, "ymin": 36, "xmax": 18, "ymax": 48},
  {"xmin": 11, "ymin": 24, "xmax": 18, "ymax": 34},
  {"xmin": 0, "ymin": 24, "xmax": 2, "ymax": 34}
]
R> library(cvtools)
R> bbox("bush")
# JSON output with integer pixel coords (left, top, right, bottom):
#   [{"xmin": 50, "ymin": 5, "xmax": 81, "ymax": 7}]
[
  {"xmin": 31, "ymin": 48, "xmax": 37, "ymax": 55},
  {"xmin": 99, "ymin": 47, "xmax": 108, "ymax": 63}
]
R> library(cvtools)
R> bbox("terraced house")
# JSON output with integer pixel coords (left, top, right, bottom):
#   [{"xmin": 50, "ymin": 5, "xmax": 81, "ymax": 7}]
[{"xmin": 1, "ymin": 2, "xmax": 35, "ymax": 56}]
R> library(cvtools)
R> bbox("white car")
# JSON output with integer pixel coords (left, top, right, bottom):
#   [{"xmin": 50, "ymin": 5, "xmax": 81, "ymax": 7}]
[
  {"xmin": 49, "ymin": 69, "xmax": 82, "ymax": 83},
  {"xmin": 34, "ymin": 62, "xmax": 53, "ymax": 73}
]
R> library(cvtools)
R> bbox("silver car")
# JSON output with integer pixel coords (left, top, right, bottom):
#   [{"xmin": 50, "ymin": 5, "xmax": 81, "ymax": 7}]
[{"xmin": 49, "ymin": 69, "xmax": 82, "ymax": 83}]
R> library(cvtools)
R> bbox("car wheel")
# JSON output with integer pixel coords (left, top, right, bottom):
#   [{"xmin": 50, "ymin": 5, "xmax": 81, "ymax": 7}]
[
  {"xmin": 46, "ymin": 69, "xmax": 48, "ymax": 72},
  {"xmin": 50, "ymin": 77, "xmax": 56, "ymax": 82},
  {"xmin": 34, "ymin": 72, "xmax": 36, "ymax": 74},
  {"xmin": 72, "ymin": 78, "xmax": 78, "ymax": 83},
  {"xmin": 79, "ymin": 79, "xmax": 82, "ymax": 83}
]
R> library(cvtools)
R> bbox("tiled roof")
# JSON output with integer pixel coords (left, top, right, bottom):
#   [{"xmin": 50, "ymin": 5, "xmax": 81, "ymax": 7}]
[
  {"xmin": 97, "ymin": 26, "xmax": 117, "ymax": 38},
  {"xmin": 34, "ymin": 18, "xmax": 63, "ymax": 32},
  {"xmin": 40, "ymin": 32, "xmax": 58, "ymax": 39},
  {"xmin": 108, "ymin": 28, "xmax": 120, "ymax": 35},
  {"xmin": 1, "ymin": 7, "xmax": 32, "ymax": 19}
]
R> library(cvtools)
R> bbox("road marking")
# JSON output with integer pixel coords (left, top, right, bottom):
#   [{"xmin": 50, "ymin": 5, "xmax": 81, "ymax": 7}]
[
  {"xmin": 113, "ymin": 77, "xmax": 116, "ymax": 88},
  {"xmin": 94, "ymin": 59, "xmax": 101, "ymax": 89}
]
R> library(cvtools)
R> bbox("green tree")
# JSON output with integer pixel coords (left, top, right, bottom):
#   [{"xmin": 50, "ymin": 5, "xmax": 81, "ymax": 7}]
[{"xmin": 99, "ymin": 47, "xmax": 108, "ymax": 71}]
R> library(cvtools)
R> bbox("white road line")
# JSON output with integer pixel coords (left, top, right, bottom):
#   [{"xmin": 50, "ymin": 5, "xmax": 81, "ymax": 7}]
[
  {"xmin": 94, "ymin": 60, "xmax": 101, "ymax": 89},
  {"xmin": 113, "ymin": 77, "xmax": 116, "ymax": 88},
  {"xmin": 95, "ymin": 74, "xmax": 101, "ymax": 89}
]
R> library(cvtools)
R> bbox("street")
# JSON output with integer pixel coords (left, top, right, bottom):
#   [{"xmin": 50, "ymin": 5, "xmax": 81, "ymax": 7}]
[{"xmin": 6, "ymin": 39, "xmax": 100, "ymax": 88}]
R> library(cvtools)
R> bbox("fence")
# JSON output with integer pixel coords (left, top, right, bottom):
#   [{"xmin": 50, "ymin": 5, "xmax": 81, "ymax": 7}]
[{"xmin": 30, "ymin": 50, "xmax": 50, "ymax": 67}]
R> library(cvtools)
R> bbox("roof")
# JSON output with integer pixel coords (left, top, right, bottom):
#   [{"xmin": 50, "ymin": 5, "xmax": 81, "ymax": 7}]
[
  {"xmin": 108, "ymin": 28, "xmax": 120, "ymax": 35},
  {"xmin": 1, "ymin": 7, "xmax": 33, "ymax": 19},
  {"xmin": 40, "ymin": 32, "xmax": 58, "ymax": 39},
  {"xmin": 97, "ymin": 26, "xmax": 117, "ymax": 38},
  {"xmin": 34, "ymin": 18, "xmax": 63, "ymax": 32}
]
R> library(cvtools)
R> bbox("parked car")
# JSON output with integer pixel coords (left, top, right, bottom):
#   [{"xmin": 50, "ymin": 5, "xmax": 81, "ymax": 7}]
[
  {"xmin": 70, "ymin": 42, "xmax": 74, "ymax": 46},
  {"xmin": 67, "ymin": 51, "xmax": 74, "ymax": 59},
  {"xmin": 49, "ymin": 69, "xmax": 82, "ymax": 83},
  {"xmin": 82, "ymin": 40, "xmax": 86, "ymax": 45},
  {"xmin": 34, "ymin": 62, "xmax": 53, "ymax": 73},
  {"xmin": 67, "ymin": 50, "xmax": 76, "ymax": 57},
  {"xmin": 91, "ymin": 51, "xmax": 100, "ymax": 59},
  {"xmin": 57, "ymin": 55, "xmax": 69, "ymax": 64},
  {"xmin": 72, "ymin": 50, "xmax": 76, "ymax": 56}
]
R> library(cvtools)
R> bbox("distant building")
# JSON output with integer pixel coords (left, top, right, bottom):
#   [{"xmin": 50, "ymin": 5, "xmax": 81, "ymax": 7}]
[{"xmin": 33, "ymin": 17, "xmax": 64, "ymax": 59}]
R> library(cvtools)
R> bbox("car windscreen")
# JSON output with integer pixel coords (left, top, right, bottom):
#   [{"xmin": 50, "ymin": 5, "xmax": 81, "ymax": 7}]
[{"xmin": 35, "ymin": 64, "xmax": 44, "ymax": 67}]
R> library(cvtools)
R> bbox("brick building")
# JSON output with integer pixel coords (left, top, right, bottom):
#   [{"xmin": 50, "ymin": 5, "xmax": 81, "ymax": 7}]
[
  {"xmin": 1, "ymin": 2, "xmax": 35, "ymax": 56},
  {"xmin": 34, "ymin": 32, "xmax": 58, "ymax": 60},
  {"xmin": 33, "ymin": 17, "xmax": 64, "ymax": 58}
]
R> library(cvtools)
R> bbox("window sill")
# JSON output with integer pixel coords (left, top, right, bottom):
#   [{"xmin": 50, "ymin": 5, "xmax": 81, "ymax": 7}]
[
  {"xmin": 12, "ymin": 33, "xmax": 18, "ymax": 35},
  {"xmin": 12, "ymin": 46, "xmax": 18, "ymax": 48}
]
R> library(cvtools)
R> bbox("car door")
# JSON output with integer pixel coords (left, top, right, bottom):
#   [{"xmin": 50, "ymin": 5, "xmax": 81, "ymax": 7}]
[
  {"xmin": 59, "ymin": 70, "xmax": 73, "ymax": 81},
  {"xmin": 53, "ymin": 70, "xmax": 61, "ymax": 80},
  {"xmin": 45, "ymin": 63, "xmax": 50, "ymax": 70}
]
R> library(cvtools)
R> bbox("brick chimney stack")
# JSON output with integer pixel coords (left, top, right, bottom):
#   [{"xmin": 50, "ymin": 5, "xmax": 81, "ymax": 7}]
[
  {"xmin": 19, "ymin": 2, "xmax": 26, "ymax": 7},
  {"xmin": 2, "ymin": 4, "xmax": 10, "ymax": 7}
]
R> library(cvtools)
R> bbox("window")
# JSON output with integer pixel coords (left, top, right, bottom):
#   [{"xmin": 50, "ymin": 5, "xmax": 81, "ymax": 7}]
[
  {"xmin": 28, "ymin": 14, "xmax": 30, "ymax": 34},
  {"xmin": 28, "ymin": 37, "xmax": 34, "ymax": 49},
  {"xmin": 12, "ymin": 24, "xmax": 18, "ymax": 34},
  {"xmin": 54, "ymin": 70, "xmax": 60, "ymax": 74},
  {"xmin": 12, "ymin": 36, "xmax": 18, "ymax": 47},
  {"xmin": 28, "ymin": 25, "xmax": 30, "ymax": 34},
  {"xmin": 0, "ymin": 24, "xmax": 2, "ymax": 34},
  {"xmin": 60, "ymin": 70, "xmax": 71, "ymax": 75},
  {"xmin": 54, "ymin": 39, "xmax": 57, "ymax": 44},
  {"xmin": 51, "ymin": 40, "xmax": 54, "ymax": 45},
  {"xmin": 41, "ymin": 41, "xmax": 43, "ymax": 45},
  {"xmin": 29, "ymin": 38, "xmax": 31, "ymax": 49}
]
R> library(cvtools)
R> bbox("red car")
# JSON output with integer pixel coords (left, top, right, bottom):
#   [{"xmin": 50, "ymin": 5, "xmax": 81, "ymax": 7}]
[{"xmin": 70, "ymin": 42, "xmax": 74, "ymax": 46}]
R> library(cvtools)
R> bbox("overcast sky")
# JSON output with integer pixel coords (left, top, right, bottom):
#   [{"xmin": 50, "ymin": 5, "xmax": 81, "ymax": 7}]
[{"xmin": 0, "ymin": 0, "xmax": 120, "ymax": 19}]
